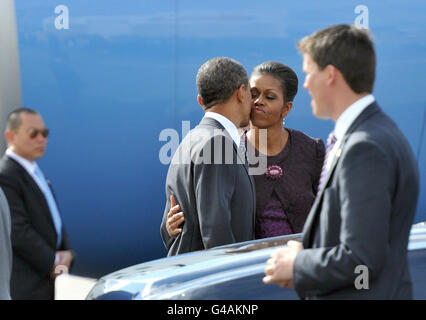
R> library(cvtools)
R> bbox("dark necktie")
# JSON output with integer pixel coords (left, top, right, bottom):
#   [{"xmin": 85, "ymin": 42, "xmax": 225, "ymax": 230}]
[{"xmin": 317, "ymin": 131, "xmax": 337, "ymax": 194}]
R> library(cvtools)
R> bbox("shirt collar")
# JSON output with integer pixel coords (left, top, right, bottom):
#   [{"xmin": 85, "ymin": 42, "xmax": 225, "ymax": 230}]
[
  {"xmin": 334, "ymin": 94, "xmax": 375, "ymax": 140},
  {"xmin": 6, "ymin": 148, "xmax": 38, "ymax": 175},
  {"xmin": 203, "ymin": 112, "xmax": 241, "ymax": 147}
]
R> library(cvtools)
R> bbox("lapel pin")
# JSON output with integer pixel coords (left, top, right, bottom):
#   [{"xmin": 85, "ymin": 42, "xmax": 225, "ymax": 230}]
[{"xmin": 336, "ymin": 149, "xmax": 342, "ymax": 158}]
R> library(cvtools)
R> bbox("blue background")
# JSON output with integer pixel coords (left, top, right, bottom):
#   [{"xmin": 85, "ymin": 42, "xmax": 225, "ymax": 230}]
[{"xmin": 14, "ymin": 0, "xmax": 426, "ymax": 277}]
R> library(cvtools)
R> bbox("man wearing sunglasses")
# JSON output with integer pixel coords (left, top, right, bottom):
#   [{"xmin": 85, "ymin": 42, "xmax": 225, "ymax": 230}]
[{"xmin": 0, "ymin": 108, "xmax": 73, "ymax": 300}]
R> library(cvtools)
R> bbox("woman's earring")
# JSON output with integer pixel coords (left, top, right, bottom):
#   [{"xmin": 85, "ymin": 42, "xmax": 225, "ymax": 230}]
[{"xmin": 282, "ymin": 118, "xmax": 286, "ymax": 127}]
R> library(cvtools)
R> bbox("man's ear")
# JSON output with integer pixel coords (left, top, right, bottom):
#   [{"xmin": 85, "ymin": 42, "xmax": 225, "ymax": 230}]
[
  {"xmin": 326, "ymin": 64, "xmax": 338, "ymax": 86},
  {"xmin": 197, "ymin": 95, "xmax": 204, "ymax": 107},
  {"xmin": 5, "ymin": 130, "xmax": 14, "ymax": 145},
  {"xmin": 236, "ymin": 85, "xmax": 246, "ymax": 103}
]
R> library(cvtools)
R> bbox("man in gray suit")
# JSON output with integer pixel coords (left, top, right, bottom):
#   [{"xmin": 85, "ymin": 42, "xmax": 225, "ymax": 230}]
[
  {"xmin": 263, "ymin": 25, "xmax": 420, "ymax": 299},
  {"xmin": 160, "ymin": 57, "xmax": 256, "ymax": 255},
  {"xmin": 0, "ymin": 187, "xmax": 12, "ymax": 300}
]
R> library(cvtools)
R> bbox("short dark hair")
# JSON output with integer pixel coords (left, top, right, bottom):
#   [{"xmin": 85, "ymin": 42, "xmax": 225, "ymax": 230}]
[
  {"xmin": 297, "ymin": 24, "xmax": 376, "ymax": 93},
  {"xmin": 6, "ymin": 108, "xmax": 39, "ymax": 131},
  {"xmin": 251, "ymin": 61, "xmax": 298, "ymax": 102},
  {"xmin": 196, "ymin": 57, "xmax": 248, "ymax": 109}
]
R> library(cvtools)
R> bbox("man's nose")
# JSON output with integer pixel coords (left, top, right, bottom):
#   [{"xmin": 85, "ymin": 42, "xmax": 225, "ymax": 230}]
[{"xmin": 37, "ymin": 134, "xmax": 47, "ymax": 142}]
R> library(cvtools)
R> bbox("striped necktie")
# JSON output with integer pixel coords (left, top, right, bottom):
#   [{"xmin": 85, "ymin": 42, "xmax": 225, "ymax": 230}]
[
  {"xmin": 33, "ymin": 166, "xmax": 62, "ymax": 248},
  {"xmin": 317, "ymin": 131, "xmax": 337, "ymax": 194},
  {"xmin": 238, "ymin": 132, "xmax": 248, "ymax": 165}
]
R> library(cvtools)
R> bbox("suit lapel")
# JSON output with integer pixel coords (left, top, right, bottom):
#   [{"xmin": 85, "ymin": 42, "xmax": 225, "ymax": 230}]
[{"xmin": 303, "ymin": 102, "xmax": 381, "ymax": 247}]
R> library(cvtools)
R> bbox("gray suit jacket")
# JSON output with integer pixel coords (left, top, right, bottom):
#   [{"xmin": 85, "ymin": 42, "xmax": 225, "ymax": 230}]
[
  {"xmin": 294, "ymin": 102, "xmax": 420, "ymax": 299},
  {"xmin": 160, "ymin": 117, "xmax": 256, "ymax": 255},
  {"xmin": 0, "ymin": 187, "xmax": 12, "ymax": 300}
]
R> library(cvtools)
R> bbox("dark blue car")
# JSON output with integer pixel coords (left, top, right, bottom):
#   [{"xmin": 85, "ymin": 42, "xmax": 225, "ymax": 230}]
[{"xmin": 87, "ymin": 222, "xmax": 426, "ymax": 300}]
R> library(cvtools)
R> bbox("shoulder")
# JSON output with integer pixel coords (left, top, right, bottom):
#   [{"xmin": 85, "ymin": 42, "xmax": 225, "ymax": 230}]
[
  {"xmin": 342, "ymin": 105, "xmax": 413, "ymax": 168},
  {"xmin": 191, "ymin": 125, "xmax": 234, "ymax": 149},
  {"xmin": 348, "ymin": 103, "xmax": 404, "ymax": 148},
  {"xmin": 345, "ymin": 111, "xmax": 399, "ymax": 155},
  {"xmin": 289, "ymin": 128, "xmax": 324, "ymax": 148},
  {"xmin": 340, "ymin": 136, "xmax": 392, "ymax": 172},
  {"xmin": 288, "ymin": 128, "xmax": 325, "ymax": 159},
  {"xmin": 175, "ymin": 126, "xmax": 236, "ymax": 166},
  {"xmin": 0, "ymin": 157, "xmax": 25, "ymax": 184},
  {"xmin": 0, "ymin": 157, "xmax": 17, "ymax": 175}
]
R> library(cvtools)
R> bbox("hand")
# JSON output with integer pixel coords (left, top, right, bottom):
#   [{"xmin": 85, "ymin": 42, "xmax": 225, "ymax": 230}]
[
  {"xmin": 51, "ymin": 250, "xmax": 74, "ymax": 278},
  {"xmin": 57, "ymin": 250, "xmax": 74, "ymax": 267},
  {"xmin": 166, "ymin": 195, "xmax": 185, "ymax": 238},
  {"xmin": 263, "ymin": 240, "xmax": 303, "ymax": 288}
]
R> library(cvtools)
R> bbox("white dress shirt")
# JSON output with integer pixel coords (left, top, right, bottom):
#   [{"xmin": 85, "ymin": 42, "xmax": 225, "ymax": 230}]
[
  {"xmin": 203, "ymin": 112, "xmax": 241, "ymax": 147},
  {"xmin": 325, "ymin": 94, "xmax": 375, "ymax": 170}
]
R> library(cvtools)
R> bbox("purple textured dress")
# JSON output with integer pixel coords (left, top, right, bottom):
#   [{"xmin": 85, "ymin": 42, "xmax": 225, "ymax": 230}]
[
  {"xmin": 247, "ymin": 128, "xmax": 325, "ymax": 239},
  {"xmin": 255, "ymin": 191, "xmax": 293, "ymax": 238}
]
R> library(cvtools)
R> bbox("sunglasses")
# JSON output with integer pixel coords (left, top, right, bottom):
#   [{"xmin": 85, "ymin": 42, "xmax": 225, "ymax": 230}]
[{"xmin": 28, "ymin": 128, "xmax": 49, "ymax": 139}]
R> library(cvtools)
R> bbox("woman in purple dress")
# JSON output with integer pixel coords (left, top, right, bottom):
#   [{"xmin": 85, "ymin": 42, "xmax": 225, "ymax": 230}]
[{"xmin": 166, "ymin": 62, "xmax": 325, "ymax": 239}]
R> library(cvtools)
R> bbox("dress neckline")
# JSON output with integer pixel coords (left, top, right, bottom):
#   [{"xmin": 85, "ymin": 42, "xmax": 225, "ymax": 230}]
[{"xmin": 246, "ymin": 128, "xmax": 292, "ymax": 162}]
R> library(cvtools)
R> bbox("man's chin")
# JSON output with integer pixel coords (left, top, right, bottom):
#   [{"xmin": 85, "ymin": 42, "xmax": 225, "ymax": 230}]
[
  {"xmin": 32, "ymin": 152, "xmax": 45, "ymax": 160},
  {"xmin": 313, "ymin": 109, "xmax": 331, "ymax": 120},
  {"xmin": 312, "ymin": 105, "xmax": 327, "ymax": 120},
  {"xmin": 240, "ymin": 120, "xmax": 250, "ymax": 128}
]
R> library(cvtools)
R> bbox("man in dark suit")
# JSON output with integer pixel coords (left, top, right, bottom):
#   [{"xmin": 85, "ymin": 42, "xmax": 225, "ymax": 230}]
[
  {"xmin": 160, "ymin": 57, "xmax": 256, "ymax": 255},
  {"xmin": 263, "ymin": 25, "xmax": 420, "ymax": 299},
  {"xmin": 0, "ymin": 108, "xmax": 74, "ymax": 300}
]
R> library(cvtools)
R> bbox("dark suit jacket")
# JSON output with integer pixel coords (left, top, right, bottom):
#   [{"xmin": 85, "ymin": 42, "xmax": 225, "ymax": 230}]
[
  {"xmin": 160, "ymin": 117, "xmax": 256, "ymax": 255},
  {"xmin": 0, "ymin": 155, "xmax": 72, "ymax": 300},
  {"xmin": 0, "ymin": 187, "xmax": 12, "ymax": 300},
  {"xmin": 294, "ymin": 102, "xmax": 420, "ymax": 299}
]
